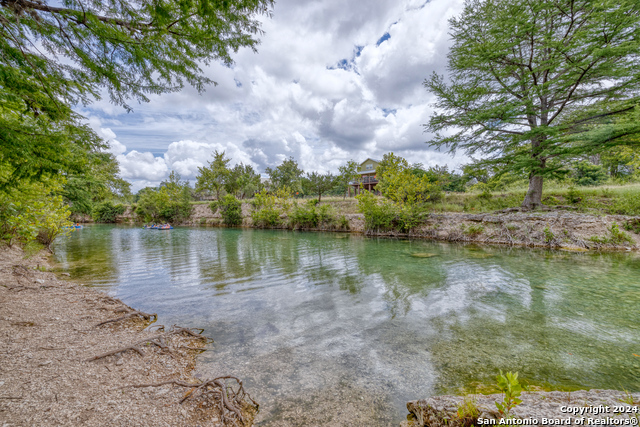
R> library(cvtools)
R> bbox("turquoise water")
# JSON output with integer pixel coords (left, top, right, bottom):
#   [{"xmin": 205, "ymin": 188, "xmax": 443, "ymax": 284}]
[{"xmin": 53, "ymin": 225, "xmax": 640, "ymax": 425}]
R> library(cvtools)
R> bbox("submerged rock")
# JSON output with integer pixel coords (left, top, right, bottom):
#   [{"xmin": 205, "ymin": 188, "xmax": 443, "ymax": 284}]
[{"xmin": 410, "ymin": 253, "xmax": 439, "ymax": 258}]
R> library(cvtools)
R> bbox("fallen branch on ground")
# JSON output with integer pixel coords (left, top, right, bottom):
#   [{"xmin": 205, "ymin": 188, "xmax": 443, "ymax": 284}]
[
  {"xmin": 128, "ymin": 376, "xmax": 257, "ymax": 425},
  {"xmin": 86, "ymin": 325, "xmax": 210, "ymax": 362},
  {"xmin": 94, "ymin": 306, "xmax": 157, "ymax": 327}
]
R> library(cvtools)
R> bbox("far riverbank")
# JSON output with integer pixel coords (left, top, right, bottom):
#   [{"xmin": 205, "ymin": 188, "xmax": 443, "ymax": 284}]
[{"xmin": 109, "ymin": 202, "xmax": 640, "ymax": 252}]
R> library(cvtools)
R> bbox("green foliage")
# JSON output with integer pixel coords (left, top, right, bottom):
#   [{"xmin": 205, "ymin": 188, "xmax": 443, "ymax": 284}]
[
  {"xmin": 338, "ymin": 215, "xmax": 350, "ymax": 230},
  {"xmin": 425, "ymin": 0, "xmax": 640, "ymax": 208},
  {"xmin": 464, "ymin": 224, "xmax": 485, "ymax": 237},
  {"xmin": 623, "ymin": 219, "xmax": 640, "ymax": 234},
  {"xmin": 226, "ymin": 163, "xmax": 261, "ymax": 199},
  {"xmin": 573, "ymin": 161, "xmax": 608, "ymax": 186},
  {"xmin": 92, "ymin": 201, "xmax": 126, "ymax": 223},
  {"xmin": 301, "ymin": 172, "xmax": 335, "ymax": 201},
  {"xmin": 543, "ymin": 226, "xmax": 555, "ymax": 244},
  {"xmin": 356, "ymin": 191, "xmax": 399, "ymax": 232},
  {"xmin": 589, "ymin": 223, "xmax": 633, "ymax": 245},
  {"xmin": 196, "ymin": 150, "xmax": 231, "ymax": 200},
  {"xmin": 566, "ymin": 187, "xmax": 583, "ymax": 204},
  {"xmin": 209, "ymin": 201, "xmax": 219, "ymax": 213},
  {"xmin": 265, "ymin": 157, "xmax": 304, "ymax": 193},
  {"xmin": 472, "ymin": 183, "xmax": 493, "ymax": 200},
  {"xmin": 289, "ymin": 202, "xmax": 337, "ymax": 229},
  {"xmin": 0, "ymin": 177, "xmax": 71, "ymax": 248},
  {"xmin": 378, "ymin": 153, "xmax": 444, "ymax": 205},
  {"xmin": 1, "ymin": 0, "xmax": 272, "ymax": 190},
  {"xmin": 219, "ymin": 194, "xmax": 243, "ymax": 226},
  {"xmin": 62, "ymin": 152, "xmax": 131, "ymax": 215},
  {"xmin": 136, "ymin": 172, "xmax": 193, "ymax": 223},
  {"xmin": 610, "ymin": 190, "xmax": 640, "ymax": 216},
  {"xmin": 289, "ymin": 203, "xmax": 320, "ymax": 228},
  {"xmin": 456, "ymin": 397, "xmax": 480, "ymax": 426},
  {"xmin": 336, "ymin": 160, "xmax": 360, "ymax": 198},
  {"xmin": 250, "ymin": 189, "xmax": 290, "ymax": 228},
  {"xmin": 494, "ymin": 371, "xmax": 523, "ymax": 418}
]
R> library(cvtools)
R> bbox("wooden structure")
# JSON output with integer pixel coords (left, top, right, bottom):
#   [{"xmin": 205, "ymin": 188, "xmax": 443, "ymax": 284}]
[{"xmin": 349, "ymin": 158, "xmax": 380, "ymax": 195}]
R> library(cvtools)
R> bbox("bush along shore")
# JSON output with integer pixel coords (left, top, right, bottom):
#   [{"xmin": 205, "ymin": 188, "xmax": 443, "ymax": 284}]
[
  {"xmin": 108, "ymin": 197, "xmax": 640, "ymax": 252},
  {"xmin": 0, "ymin": 245, "xmax": 258, "ymax": 426}
]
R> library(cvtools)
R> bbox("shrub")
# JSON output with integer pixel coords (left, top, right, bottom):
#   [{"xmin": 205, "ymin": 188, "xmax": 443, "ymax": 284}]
[
  {"xmin": 252, "ymin": 207, "xmax": 281, "ymax": 227},
  {"xmin": 317, "ymin": 204, "xmax": 336, "ymax": 224},
  {"xmin": 611, "ymin": 190, "xmax": 640, "ymax": 215},
  {"xmin": 0, "ymin": 182, "xmax": 71, "ymax": 248},
  {"xmin": 589, "ymin": 223, "xmax": 633, "ymax": 245},
  {"xmin": 250, "ymin": 189, "xmax": 290, "ymax": 228},
  {"xmin": 93, "ymin": 201, "xmax": 126, "ymax": 223},
  {"xmin": 573, "ymin": 160, "xmax": 608, "ymax": 186},
  {"xmin": 209, "ymin": 201, "xmax": 219, "ymax": 214},
  {"xmin": 609, "ymin": 223, "xmax": 633, "ymax": 244},
  {"xmin": 289, "ymin": 203, "xmax": 319, "ymax": 228},
  {"xmin": 289, "ymin": 203, "xmax": 337, "ymax": 229},
  {"xmin": 338, "ymin": 215, "xmax": 350, "ymax": 230},
  {"xmin": 456, "ymin": 397, "xmax": 480, "ymax": 426},
  {"xmin": 494, "ymin": 371, "xmax": 523, "ymax": 418},
  {"xmin": 219, "ymin": 194, "xmax": 243, "ymax": 226},
  {"xmin": 624, "ymin": 219, "xmax": 640, "ymax": 234},
  {"xmin": 565, "ymin": 186, "xmax": 583, "ymax": 204},
  {"xmin": 356, "ymin": 191, "xmax": 399, "ymax": 232}
]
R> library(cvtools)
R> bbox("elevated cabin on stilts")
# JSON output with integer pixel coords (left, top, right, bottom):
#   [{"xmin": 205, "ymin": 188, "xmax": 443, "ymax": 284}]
[{"xmin": 349, "ymin": 158, "xmax": 380, "ymax": 196}]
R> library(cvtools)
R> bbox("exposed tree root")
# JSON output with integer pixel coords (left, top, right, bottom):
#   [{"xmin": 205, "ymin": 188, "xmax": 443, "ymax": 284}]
[
  {"xmin": 94, "ymin": 306, "xmax": 157, "ymax": 327},
  {"xmin": 86, "ymin": 325, "xmax": 211, "ymax": 362},
  {"xmin": 128, "ymin": 376, "xmax": 257, "ymax": 425}
]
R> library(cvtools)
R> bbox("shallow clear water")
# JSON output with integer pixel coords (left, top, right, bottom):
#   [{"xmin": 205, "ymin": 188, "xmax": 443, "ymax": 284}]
[{"xmin": 53, "ymin": 225, "xmax": 640, "ymax": 425}]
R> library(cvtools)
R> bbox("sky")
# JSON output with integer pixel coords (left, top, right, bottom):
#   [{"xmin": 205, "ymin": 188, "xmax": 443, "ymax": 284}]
[{"xmin": 81, "ymin": 0, "xmax": 468, "ymax": 192}]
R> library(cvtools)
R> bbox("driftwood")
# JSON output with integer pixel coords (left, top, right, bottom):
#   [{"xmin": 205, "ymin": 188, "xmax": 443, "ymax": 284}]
[
  {"xmin": 86, "ymin": 325, "xmax": 210, "ymax": 362},
  {"xmin": 94, "ymin": 306, "xmax": 157, "ymax": 327},
  {"xmin": 128, "ymin": 376, "xmax": 257, "ymax": 425}
]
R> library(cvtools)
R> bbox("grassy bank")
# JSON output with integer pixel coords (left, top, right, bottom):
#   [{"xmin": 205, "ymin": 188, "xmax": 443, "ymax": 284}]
[{"xmin": 304, "ymin": 183, "xmax": 640, "ymax": 217}]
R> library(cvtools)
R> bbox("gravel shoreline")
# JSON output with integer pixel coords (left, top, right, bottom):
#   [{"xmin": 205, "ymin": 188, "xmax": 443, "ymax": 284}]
[{"xmin": 0, "ymin": 245, "xmax": 255, "ymax": 426}]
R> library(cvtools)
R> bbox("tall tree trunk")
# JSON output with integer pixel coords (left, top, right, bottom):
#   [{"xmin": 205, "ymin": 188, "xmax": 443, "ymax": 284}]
[
  {"xmin": 522, "ymin": 174, "xmax": 544, "ymax": 209},
  {"xmin": 318, "ymin": 192, "xmax": 322, "ymax": 202},
  {"xmin": 522, "ymin": 135, "xmax": 545, "ymax": 210}
]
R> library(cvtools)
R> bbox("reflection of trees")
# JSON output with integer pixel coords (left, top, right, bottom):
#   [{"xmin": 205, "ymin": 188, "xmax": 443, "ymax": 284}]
[
  {"xmin": 52, "ymin": 225, "xmax": 119, "ymax": 284},
  {"xmin": 420, "ymin": 245, "xmax": 640, "ymax": 394}
]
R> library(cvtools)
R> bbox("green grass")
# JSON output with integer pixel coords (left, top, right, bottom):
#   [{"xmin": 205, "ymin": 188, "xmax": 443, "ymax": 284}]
[{"xmin": 424, "ymin": 183, "xmax": 640, "ymax": 216}]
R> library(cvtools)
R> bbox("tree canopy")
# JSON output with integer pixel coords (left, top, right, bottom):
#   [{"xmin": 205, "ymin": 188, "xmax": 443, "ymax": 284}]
[
  {"xmin": 196, "ymin": 150, "xmax": 231, "ymax": 199},
  {"xmin": 425, "ymin": 0, "xmax": 640, "ymax": 209},
  {"xmin": 301, "ymin": 172, "xmax": 335, "ymax": 201},
  {"xmin": 265, "ymin": 157, "xmax": 304, "ymax": 193},
  {"xmin": 1, "ymin": 0, "xmax": 273, "ymax": 186}
]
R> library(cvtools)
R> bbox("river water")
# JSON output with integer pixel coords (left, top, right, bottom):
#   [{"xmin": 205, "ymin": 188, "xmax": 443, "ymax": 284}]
[{"xmin": 52, "ymin": 225, "xmax": 640, "ymax": 425}]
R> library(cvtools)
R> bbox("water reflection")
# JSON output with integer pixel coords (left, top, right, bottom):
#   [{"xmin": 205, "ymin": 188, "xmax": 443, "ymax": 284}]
[{"xmin": 53, "ymin": 226, "xmax": 640, "ymax": 425}]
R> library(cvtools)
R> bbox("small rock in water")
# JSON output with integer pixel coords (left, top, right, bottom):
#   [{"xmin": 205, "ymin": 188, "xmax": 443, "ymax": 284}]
[
  {"xmin": 468, "ymin": 253, "xmax": 493, "ymax": 258},
  {"xmin": 410, "ymin": 253, "xmax": 438, "ymax": 258}
]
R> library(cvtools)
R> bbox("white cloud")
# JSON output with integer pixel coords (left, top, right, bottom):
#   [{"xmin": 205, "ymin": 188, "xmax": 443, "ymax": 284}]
[
  {"xmin": 117, "ymin": 151, "xmax": 168, "ymax": 181},
  {"xmin": 81, "ymin": 0, "xmax": 469, "ymax": 188}
]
